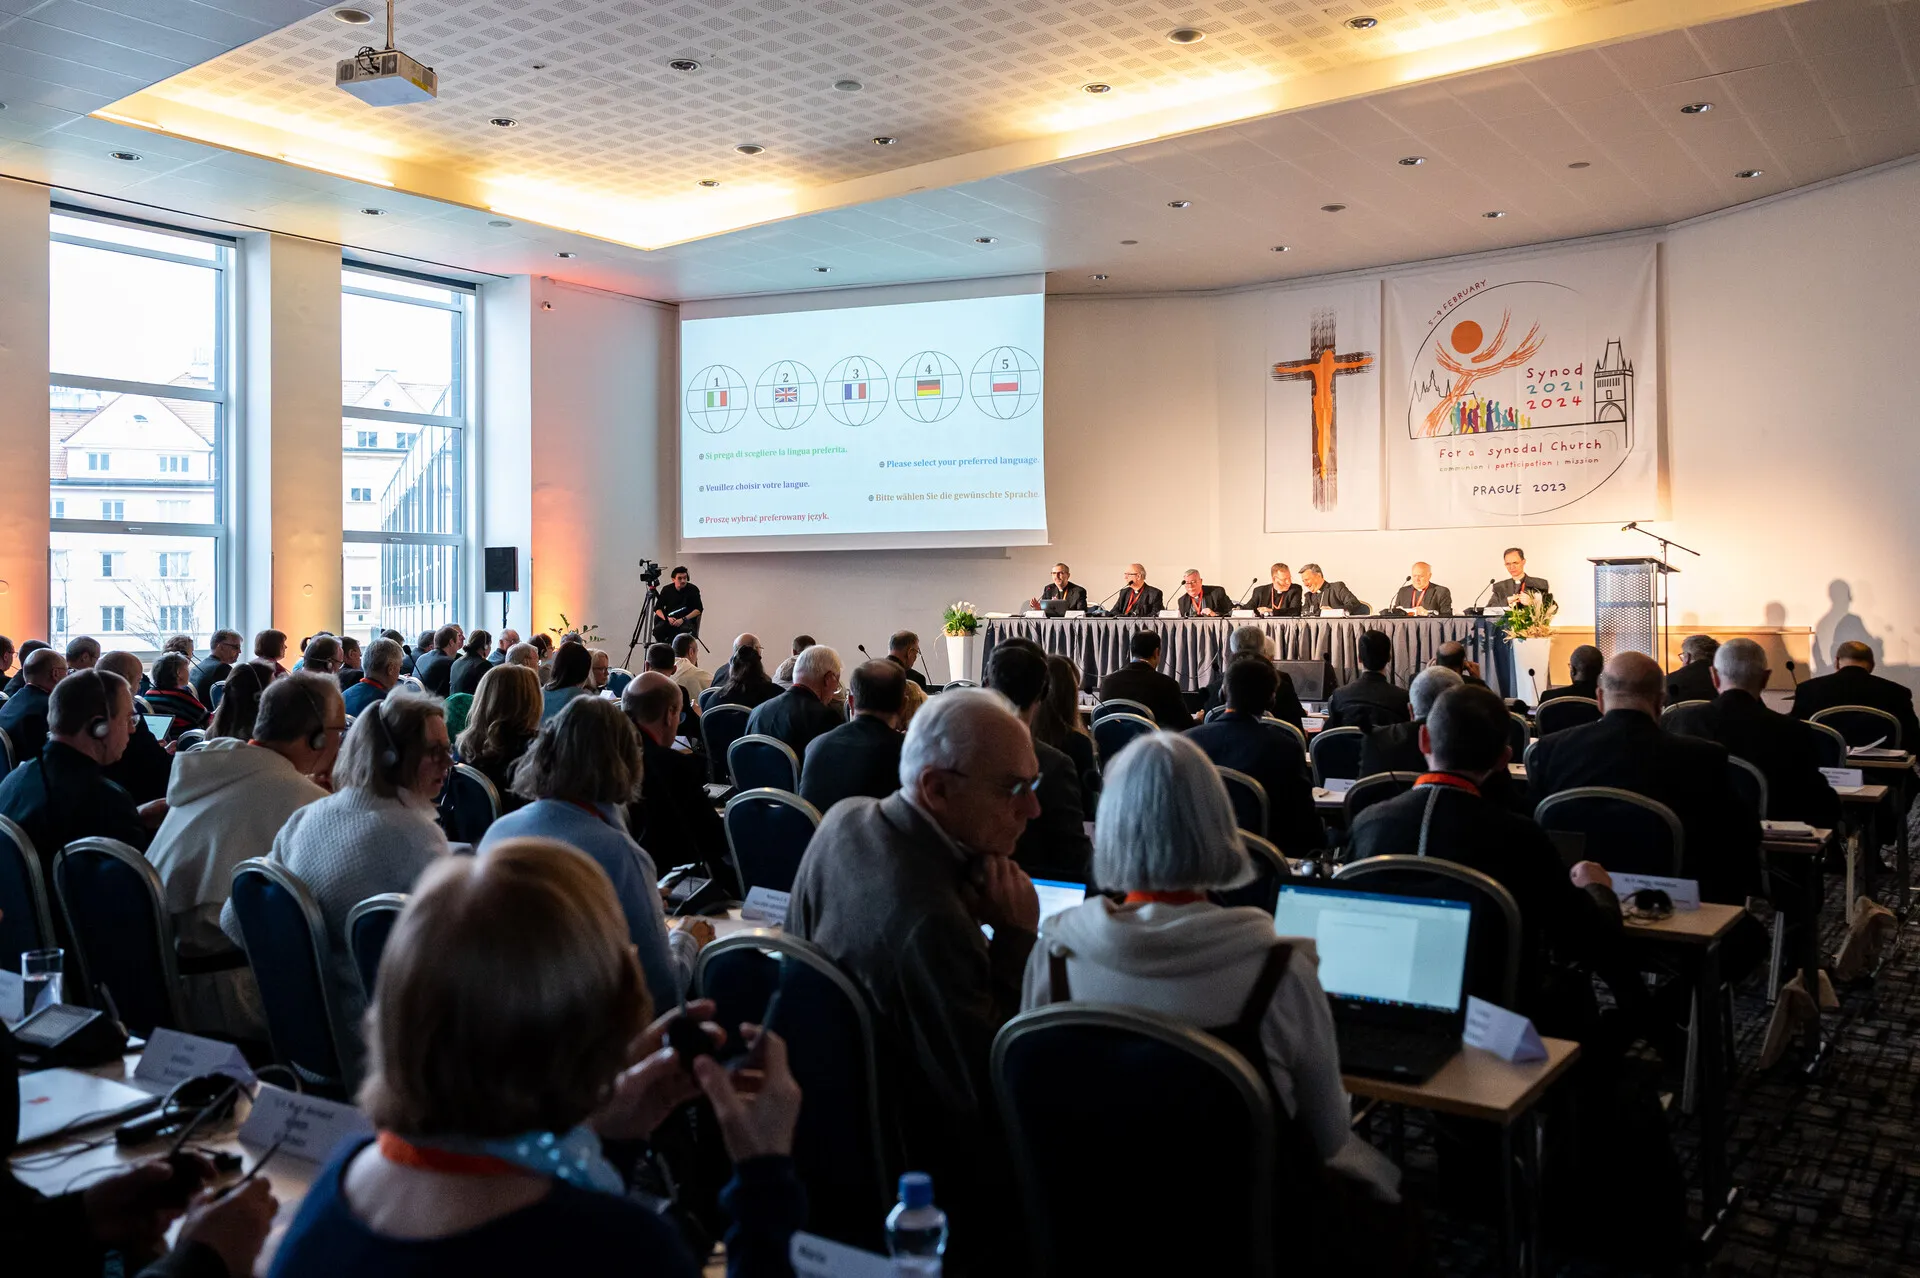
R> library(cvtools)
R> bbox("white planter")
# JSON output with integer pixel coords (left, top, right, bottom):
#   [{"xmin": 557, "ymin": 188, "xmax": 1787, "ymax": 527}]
[
  {"xmin": 945, "ymin": 632, "xmax": 983, "ymax": 685},
  {"xmin": 1509, "ymin": 635, "xmax": 1554, "ymax": 700}
]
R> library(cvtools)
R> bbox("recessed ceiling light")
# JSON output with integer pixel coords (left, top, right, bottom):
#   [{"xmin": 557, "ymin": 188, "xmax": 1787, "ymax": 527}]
[
  {"xmin": 1321, "ymin": 203, "xmax": 1346, "ymax": 212},
  {"xmin": 1090, "ymin": 273, "xmax": 1109, "ymax": 281},
  {"xmin": 1399, "ymin": 156, "xmax": 1426, "ymax": 166},
  {"xmin": 1679, "ymin": 101, "xmax": 1712, "ymax": 114},
  {"xmin": 1081, "ymin": 82, "xmax": 1113, "ymax": 95},
  {"xmin": 735, "ymin": 143, "xmax": 765, "ymax": 155},
  {"xmin": 554, "ymin": 251, "xmax": 577, "ymax": 258},
  {"xmin": 667, "ymin": 58, "xmax": 701, "ymax": 72},
  {"xmin": 973, "ymin": 236, "xmax": 996, "ymax": 244},
  {"xmin": 1167, "ymin": 199, "xmax": 1191, "ymax": 209},
  {"xmin": 1167, "ymin": 27, "xmax": 1206, "ymax": 44},
  {"xmin": 1119, "ymin": 239, "xmax": 1138, "ymax": 245},
  {"xmin": 360, "ymin": 207, "xmax": 386, "ymax": 216},
  {"xmin": 1567, "ymin": 161, "xmax": 1591, "ymax": 169},
  {"xmin": 1346, "ymin": 16, "xmax": 1379, "ymax": 29},
  {"xmin": 1483, "ymin": 210, "xmax": 1507, "ymax": 218},
  {"xmin": 698, "ymin": 179, "xmax": 719, "ymax": 187},
  {"xmin": 1271, "ymin": 245, "xmax": 1291, "ymax": 252},
  {"xmin": 1735, "ymin": 168, "xmax": 1764, "ymax": 179},
  {"xmin": 487, "ymin": 219, "xmax": 513, "ymax": 227},
  {"xmin": 109, "ymin": 150, "xmax": 140, "ymax": 161},
  {"xmin": 872, "ymin": 136, "xmax": 896, "ymax": 146},
  {"xmin": 489, "ymin": 116, "xmax": 518, "ymax": 128},
  {"xmin": 812, "ymin": 266, "xmax": 832, "ymax": 273},
  {"xmin": 333, "ymin": 7, "xmax": 372, "ymax": 23},
  {"xmin": 834, "ymin": 79, "xmax": 863, "ymax": 92}
]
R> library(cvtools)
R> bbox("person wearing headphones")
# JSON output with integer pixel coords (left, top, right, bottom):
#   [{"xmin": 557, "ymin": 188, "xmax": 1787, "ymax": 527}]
[{"xmin": 0, "ymin": 668, "xmax": 151, "ymax": 876}]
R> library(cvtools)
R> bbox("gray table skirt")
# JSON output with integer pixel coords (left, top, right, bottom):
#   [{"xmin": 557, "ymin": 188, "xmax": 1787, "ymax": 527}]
[{"xmin": 981, "ymin": 616, "xmax": 1509, "ymax": 697}]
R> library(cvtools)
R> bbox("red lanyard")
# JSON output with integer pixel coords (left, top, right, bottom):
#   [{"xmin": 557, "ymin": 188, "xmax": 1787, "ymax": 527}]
[
  {"xmin": 564, "ymin": 798, "xmax": 609, "ymax": 824},
  {"xmin": 1124, "ymin": 891, "xmax": 1209, "ymax": 905},
  {"xmin": 378, "ymin": 1132, "xmax": 521, "ymax": 1178},
  {"xmin": 1415, "ymin": 772, "xmax": 1479, "ymax": 796}
]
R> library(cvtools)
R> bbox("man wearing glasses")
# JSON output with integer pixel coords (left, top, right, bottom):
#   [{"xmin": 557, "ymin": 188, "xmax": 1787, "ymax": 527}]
[
  {"xmin": 786, "ymin": 689, "xmax": 1041, "ymax": 1269},
  {"xmin": 1112, "ymin": 563, "xmax": 1165, "ymax": 618},
  {"xmin": 1027, "ymin": 562, "xmax": 1088, "ymax": 612},
  {"xmin": 193, "ymin": 629, "xmax": 245, "ymax": 704}
]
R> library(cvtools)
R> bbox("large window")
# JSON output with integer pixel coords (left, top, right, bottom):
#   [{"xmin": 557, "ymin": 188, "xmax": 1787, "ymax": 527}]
[
  {"xmin": 341, "ymin": 266, "xmax": 470, "ymax": 639},
  {"xmin": 50, "ymin": 212, "xmax": 229, "ymax": 653}
]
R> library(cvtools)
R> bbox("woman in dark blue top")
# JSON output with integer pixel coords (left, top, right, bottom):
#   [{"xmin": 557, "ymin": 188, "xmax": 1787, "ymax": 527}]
[{"xmin": 267, "ymin": 836, "xmax": 804, "ymax": 1278}]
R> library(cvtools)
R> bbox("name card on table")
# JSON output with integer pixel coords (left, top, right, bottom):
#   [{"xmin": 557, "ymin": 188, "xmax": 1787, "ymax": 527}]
[
  {"xmin": 1821, "ymin": 767, "xmax": 1865, "ymax": 790},
  {"xmin": 742, "ymin": 886, "xmax": 791, "ymax": 923},
  {"xmin": 0, "ymin": 969, "xmax": 21, "ymax": 1025},
  {"xmin": 1609, "ymin": 873, "xmax": 1701, "ymax": 911},
  {"xmin": 1231, "ymin": 609, "xmax": 1256, "ymax": 618},
  {"xmin": 239, "ymin": 1084, "xmax": 373, "ymax": 1163},
  {"xmin": 1320, "ymin": 608, "xmax": 1350, "ymax": 618},
  {"xmin": 1064, "ymin": 610, "xmax": 1086, "ymax": 619},
  {"xmin": 1023, "ymin": 610, "xmax": 1046, "ymax": 618},
  {"xmin": 790, "ymin": 1232, "xmax": 893, "ymax": 1278},
  {"xmin": 1463, "ymin": 997, "xmax": 1547, "ymax": 1064},
  {"xmin": 134, "ymin": 1028, "xmax": 255, "ymax": 1093},
  {"xmin": 1321, "ymin": 777, "xmax": 1356, "ymax": 796},
  {"xmin": 1157, "ymin": 609, "xmax": 1181, "ymax": 619}
]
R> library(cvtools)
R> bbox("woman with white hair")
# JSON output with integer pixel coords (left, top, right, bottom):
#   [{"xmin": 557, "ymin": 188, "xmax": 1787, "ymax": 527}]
[{"xmin": 1020, "ymin": 732, "xmax": 1401, "ymax": 1210}]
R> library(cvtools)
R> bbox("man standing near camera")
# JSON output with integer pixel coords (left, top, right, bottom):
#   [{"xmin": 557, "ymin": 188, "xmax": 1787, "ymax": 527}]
[{"xmin": 652, "ymin": 565, "xmax": 704, "ymax": 639}]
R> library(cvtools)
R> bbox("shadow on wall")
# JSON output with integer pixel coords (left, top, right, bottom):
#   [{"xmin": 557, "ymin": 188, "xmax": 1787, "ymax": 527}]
[{"xmin": 1812, "ymin": 579, "xmax": 1916, "ymax": 691}]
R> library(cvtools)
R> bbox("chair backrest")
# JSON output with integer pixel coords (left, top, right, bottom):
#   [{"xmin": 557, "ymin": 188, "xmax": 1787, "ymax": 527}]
[
  {"xmin": 1534, "ymin": 695, "xmax": 1602, "ymax": 736},
  {"xmin": 1727, "ymin": 755, "xmax": 1770, "ymax": 822},
  {"xmin": 1333, "ymin": 855, "xmax": 1523, "ymax": 1010},
  {"xmin": 723, "ymin": 788, "xmax": 822, "ymax": 896},
  {"xmin": 1092, "ymin": 696, "xmax": 1157, "ymax": 725},
  {"xmin": 1522, "ymin": 736, "xmax": 1542, "ymax": 774},
  {"xmin": 1533, "ymin": 786, "xmax": 1684, "ymax": 877},
  {"xmin": 1343, "ymin": 771, "xmax": 1421, "ymax": 823},
  {"xmin": 702, "ymin": 703, "xmax": 751, "ymax": 783},
  {"xmin": 1661, "ymin": 700, "xmax": 1711, "ymax": 728},
  {"xmin": 697, "ymin": 684, "xmax": 723, "ymax": 712},
  {"xmin": 728, "ymin": 734, "xmax": 801, "ymax": 793},
  {"xmin": 50, "ymin": 838, "xmax": 187, "ymax": 1035},
  {"xmin": 1805, "ymin": 720, "xmax": 1848, "ymax": 771},
  {"xmin": 1507, "ymin": 711, "xmax": 1530, "ymax": 759},
  {"xmin": 1210, "ymin": 831, "xmax": 1290, "ymax": 915},
  {"xmin": 1091, "ymin": 713, "xmax": 1157, "ymax": 765},
  {"xmin": 1308, "ymin": 725, "xmax": 1364, "ymax": 787},
  {"xmin": 208, "ymin": 678, "xmax": 226, "ymax": 708},
  {"xmin": 174, "ymin": 729, "xmax": 208, "ymax": 752},
  {"xmin": 696, "ymin": 933, "xmax": 893, "ymax": 1252},
  {"xmin": 1264, "ymin": 716, "xmax": 1308, "ymax": 752},
  {"xmin": 1202, "ymin": 704, "xmax": 1228, "ymax": 724},
  {"xmin": 993, "ymin": 1003, "xmax": 1276, "ymax": 1277},
  {"xmin": 133, "ymin": 695, "xmax": 155, "ymax": 715},
  {"xmin": 942, "ymin": 678, "xmax": 979, "ymax": 689},
  {"xmin": 1810, "ymin": 704, "xmax": 1902, "ymax": 750},
  {"xmin": 228, "ymin": 858, "xmax": 351, "ymax": 1095},
  {"xmin": 345, "ymin": 893, "xmax": 408, "ymax": 1000},
  {"xmin": 0, "ymin": 724, "xmax": 13, "ymax": 775},
  {"xmin": 437, "ymin": 764, "xmax": 501, "ymax": 844},
  {"xmin": 0, "ymin": 816, "xmax": 53, "ymax": 969},
  {"xmin": 1216, "ymin": 768, "xmax": 1268, "ymax": 839}
]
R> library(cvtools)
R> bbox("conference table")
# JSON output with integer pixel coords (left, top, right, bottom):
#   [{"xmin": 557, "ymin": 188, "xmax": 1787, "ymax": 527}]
[{"xmin": 981, "ymin": 614, "xmax": 1511, "ymax": 696}]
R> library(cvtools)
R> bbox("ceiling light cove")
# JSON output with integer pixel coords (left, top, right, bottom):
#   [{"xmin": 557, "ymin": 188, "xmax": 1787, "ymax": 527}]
[{"xmin": 485, "ymin": 175, "xmax": 801, "ymax": 250}]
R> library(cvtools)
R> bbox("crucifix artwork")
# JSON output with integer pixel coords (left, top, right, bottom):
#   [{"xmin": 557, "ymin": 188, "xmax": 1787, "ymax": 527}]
[{"xmin": 1270, "ymin": 309, "xmax": 1374, "ymax": 511}]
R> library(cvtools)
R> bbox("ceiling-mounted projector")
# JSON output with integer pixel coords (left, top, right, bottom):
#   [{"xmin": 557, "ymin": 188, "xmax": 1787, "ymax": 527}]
[{"xmin": 335, "ymin": 1, "xmax": 436, "ymax": 106}]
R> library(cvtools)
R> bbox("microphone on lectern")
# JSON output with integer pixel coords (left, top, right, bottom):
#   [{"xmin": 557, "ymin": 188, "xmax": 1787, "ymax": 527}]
[{"xmin": 1621, "ymin": 520, "xmax": 1638, "ymax": 531}]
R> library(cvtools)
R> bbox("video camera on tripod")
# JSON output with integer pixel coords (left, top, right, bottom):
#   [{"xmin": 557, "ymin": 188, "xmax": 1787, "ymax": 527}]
[
  {"xmin": 638, "ymin": 558, "xmax": 664, "ymax": 589},
  {"xmin": 625, "ymin": 558, "xmax": 671, "ymax": 667}
]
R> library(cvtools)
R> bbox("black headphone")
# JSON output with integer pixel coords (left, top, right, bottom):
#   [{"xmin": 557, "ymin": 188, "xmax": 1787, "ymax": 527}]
[
  {"xmin": 366, "ymin": 698, "xmax": 403, "ymax": 784},
  {"xmin": 292, "ymin": 678, "xmax": 330, "ymax": 753}
]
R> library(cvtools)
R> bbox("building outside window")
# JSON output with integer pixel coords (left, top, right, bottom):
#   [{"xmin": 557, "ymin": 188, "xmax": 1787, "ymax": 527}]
[
  {"xmin": 100, "ymin": 500, "xmax": 124, "ymax": 520},
  {"xmin": 349, "ymin": 487, "xmax": 372, "ymax": 502},
  {"xmin": 158, "ymin": 605, "xmax": 193, "ymax": 631},
  {"xmin": 100, "ymin": 606, "xmax": 125, "ymax": 632}
]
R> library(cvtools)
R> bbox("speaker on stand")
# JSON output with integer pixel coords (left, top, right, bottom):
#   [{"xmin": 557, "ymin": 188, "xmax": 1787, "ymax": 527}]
[{"xmin": 484, "ymin": 547, "xmax": 519, "ymax": 632}]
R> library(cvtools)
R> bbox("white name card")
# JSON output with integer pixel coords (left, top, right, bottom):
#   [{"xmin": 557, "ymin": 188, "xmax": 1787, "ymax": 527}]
[
  {"xmin": 1322, "ymin": 777, "xmax": 1356, "ymax": 796},
  {"xmin": 1320, "ymin": 608, "xmax": 1349, "ymax": 618},
  {"xmin": 1230, "ymin": 609, "xmax": 1256, "ymax": 619},
  {"xmin": 1064, "ymin": 610, "xmax": 1086, "ymax": 619},
  {"xmin": 1157, "ymin": 609, "xmax": 1181, "ymax": 619},
  {"xmin": 742, "ymin": 885, "xmax": 791, "ymax": 923},
  {"xmin": 1023, "ymin": 610, "xmax": 1046, "ymax": 618},
  {"xmin": 135, "ymin": 1028, "xmax": 255, "ymax": 1093},
  {"xmin": 0, "ymin": 969, "xmax": 21, "ymax": 1026},
  {"xmin": 1463, "ymin": 996, "xmax": 1547, "ymax": 1064},
  {"xmin": 789, "ymin": 1232, "xmax": 893, "ymax": 1278},
  {"xmin": 239, "ymin": 1085, "xmax": 373, "ymax": 1163},
  {"xmin": 1609, "ymin": 872, "xmax": 1701, "ymax": 911},
  {"xmin": 1821, "ymin": 767, "xmax": 1864, "ymax": 789}
]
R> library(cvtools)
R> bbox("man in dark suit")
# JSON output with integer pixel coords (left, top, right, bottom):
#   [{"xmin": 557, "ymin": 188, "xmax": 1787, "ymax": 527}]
[
  {"xmin": 1666, "ymin": 638, "xmax": 1838, "ymax": 828},
  {"xmin": 1432, "ymin": 641, "xmax": 1486, "ymax": 688},
  {"xmin": 1539, "ymin": 644, "xmax": 1603, "ymax": 703},
  {"xmin": 1186, "ymin": 659, "xmax": 1322, "ymax": 856},
  {"xmin": 622, "ymin": 672, "xmax": 736, "ymax": 894},
  {"xmin": 1348, "ymin": 684, "xmax": 1624, "ymax": 1039},
  {"xmin": 1388, "ymin": 562, "xmax": 1453, "ymax": 616},
  {"xmin": 1792, "ymin": 640, "xmax": 1920, "ymax": 748},
  {"xmin": 1527, "ymin": 652, "xmax": 1761, "ymax": 904},
  {"xmin": 98, "ymin": 651, "xmax": 172, "ymax": 804},
  {"xmin": 1200, "ymin": 626, "xmax": 1305, "ymax": 729},
  {"xmin": 987, "ymin": 640, "xmax": 1092, "ymax": 884},
  {"xmin": 191, "ymin": 629, "xmax": 243, "ymax": 705},
  {"xmin": 1095, "ymin": 629, "xmax": 1192, "ymax": 730},
  {"xmin": 0, "ymin": 670, "xmax": 152, "ymax": 871},
  {"xmin": 886, "ymin": 630, "xmax": 928, "ymax": 690},
  {"xmin": 1326, "ymin": 630, "xmax": 1410, "ymax": 730},
  {"xmin": 745, "ymin": 643, "xmax": 845, "ymax": 759},
  {"xmin": 1489, "ymin": 546, "xmax": 1550, "ymax": 608},
  {"xmin": 1111, "ymin": 563, "xmax": 1164, "ymax": 618},
  {"xmin": 1249, "ymin": 563, "xmax": 1302, "ymax": 617},
  {"xmin": 800, "ymin": 660, "xmax": 906, "ymax": 814},
  {"xmin": 1175, "ymin": 569, "xmax": 1234, "ymax": 619},
  {"xmin": 1359, "ymin": 666, "xmax": 1462, "ymax": 776},
  {"xmin": 1028, "ymin": 562, "xmax": 1088, "ymax": 612},
  {"xmin": 415, "ymin": 624, "xmax": 461, "ymax": 696},
  {"xmin": 1666, "ymin": 635, "xmax": 1719, "ymax": 706},
  {"xmin": 1298, "ymin": 563, "xmax": 1368, "ymax": 616},
  {"xmin": 0, "ymin": 647, "xmax": 65, "ymax": 762}
]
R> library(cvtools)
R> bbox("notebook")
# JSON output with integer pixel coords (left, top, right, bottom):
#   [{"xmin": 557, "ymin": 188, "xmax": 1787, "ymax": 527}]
[{"xmin": 16, "ymin": 1068, "xmax": 160, "ymax": 1146}]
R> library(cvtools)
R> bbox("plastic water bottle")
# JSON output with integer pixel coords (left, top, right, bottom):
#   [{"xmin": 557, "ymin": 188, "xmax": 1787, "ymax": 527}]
[{"xmin": 885, "ymin": 1171, "xmax": 949, "ymax": 1275}]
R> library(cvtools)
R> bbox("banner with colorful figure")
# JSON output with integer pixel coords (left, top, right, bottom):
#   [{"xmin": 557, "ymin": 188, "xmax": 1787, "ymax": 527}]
[{"xmin": 1264, "ymin": 279, "xmax": 1383, "ymax": 531}]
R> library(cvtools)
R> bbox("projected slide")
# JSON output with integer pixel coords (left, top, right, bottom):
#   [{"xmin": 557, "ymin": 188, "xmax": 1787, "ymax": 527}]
[{"xmin": 680, "ymin": 290, "xmax": 1045, "ymax": 548}]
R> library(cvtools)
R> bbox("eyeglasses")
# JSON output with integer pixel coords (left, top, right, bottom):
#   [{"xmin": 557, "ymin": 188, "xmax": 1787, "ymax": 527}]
[
  {"xmin": 423, "ymin": 745, "xmax": 454, "ymax": 764},
  {"xmin": 941, "ymin": 767, "xmax": 1042, "ymax": 799}
]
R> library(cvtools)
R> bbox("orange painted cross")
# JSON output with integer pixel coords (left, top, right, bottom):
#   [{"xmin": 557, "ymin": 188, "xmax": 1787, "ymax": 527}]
[{"xmin": 1271, "ymin": 310, "xmax": 1374, "ymax": 511}]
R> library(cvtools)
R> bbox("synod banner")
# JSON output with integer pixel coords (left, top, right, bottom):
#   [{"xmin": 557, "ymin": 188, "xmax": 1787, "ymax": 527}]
[
  {"xmin": 1265, "ymin": 280, "xmax": 1382, "ymax": 531},
  {"xmin": 1385, "ymin": 241, "xmax": 1659, "ymax": 529}
]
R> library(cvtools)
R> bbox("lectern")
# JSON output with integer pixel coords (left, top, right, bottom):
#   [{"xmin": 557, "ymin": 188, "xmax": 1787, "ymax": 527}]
[{"xmin": 1590, "ymin": 557, "xmax": 1676, "ymax": 664}]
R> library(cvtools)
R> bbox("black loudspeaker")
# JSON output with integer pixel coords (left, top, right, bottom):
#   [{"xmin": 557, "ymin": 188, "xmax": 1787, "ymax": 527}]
[
  {"xmin": 1277, "ymin": 659, "xmax": 1337, "ymax": 702},
  {"xmin": 484, "ymin": 546, "xmax": 519, "ymax": 594}
]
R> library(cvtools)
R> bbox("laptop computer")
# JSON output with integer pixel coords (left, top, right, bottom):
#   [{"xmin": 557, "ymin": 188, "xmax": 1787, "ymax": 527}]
[
  {"xmin": 16, "ymin": 1068, "xmax": 161, "ymax": 1146},
  {"xmin": 143, "ymin": 714, "xmax": 173, "ymax": 739},
  {"xmin": 983, "ymin": 878, "xmax": 1088, "ymax": 941},
  {"xmin": 1273, "ymin": 883, "xmax": 1472, "ymax": 1082}
]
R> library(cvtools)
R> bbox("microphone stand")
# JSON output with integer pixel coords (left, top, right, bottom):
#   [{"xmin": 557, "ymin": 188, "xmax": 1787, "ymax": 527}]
[
  {"xmin": 1621, "ymin": 522, "xmax": 1700, "ymax": 674},
  {"xmin": 1089, "ymin": 586, "xmax": 1125, "ymax": 617},
  {"xmin": 1232, "ymin": 577, "xmax": 1260, "ymax": 611},
  {"xmin": 1465, "ymin": 578, "xmax": 1498, "ymax": 616}
]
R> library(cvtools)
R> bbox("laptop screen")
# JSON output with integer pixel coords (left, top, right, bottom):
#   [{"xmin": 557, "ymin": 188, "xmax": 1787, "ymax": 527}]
[
  {"xmin": 1273, "ymin": 884, "xmax": 1472, "ymax": 1014},
  {"xmin": 143, "ymin": 715, "xmax": 172, "ymax": 739},
  {"xmin": 1032, "ymin": 878, "xmax": 1089, "ymax": 923}
]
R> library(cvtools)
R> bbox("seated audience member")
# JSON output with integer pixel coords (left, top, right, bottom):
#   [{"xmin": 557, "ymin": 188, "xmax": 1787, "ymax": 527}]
[
  {"xmin": 1031, "ymin": 654, "xmax": 1097, "ymax": 785},
  {"xmin": 799, "ymin": 659, "xmax": 906, "ymax": 814},
  {"xmin": 528, "ymin": 631, "xmax": 554, "ymax": 676},
  {"xmin": 487, "ymin": 628, "xmax": 519, "ymax": 665},
  {"xmin": 709, "ymin": 632, "xmax": 754, "ymax": 689},
  {"xmin": 268, "ymin": 838, "xmax": 802, "ymax": 1278},
  {"xmin": 0, "ymin": 645, "xmax": 68, "ymax": 760},
  {"xmin": 448, "ymin": 629, "xmax": 492, "ymax": 695},
  {"xmin": 147, "ymin": 654, "xmax": 209, "ymax": 741},
  {"xmin": 1185, "ymin": 657, "xmax": 1323, "ymax": 856},
  {"xmin": 254, "ymin": 628, "xmax": 288, "ymax": 674},
  {"xmin": 0, "ymin": 633, "xmax": 13, "ymax": 686},
  {"xmin": 415, "ymin": 625, "xmax": 461, "ymax": 696},
  {"xmin": 772, "ymin": 634, "xmax": 814, "ymax": 686},
  {"xmin": 1359, "ymin": 666, "xmax": 1463, "ymax": 776},
  {"xmin": 0, "ymin": 669, "xmax": 151, "ymax": 870},
  {"xmin": 221, "ymin": 692, "xmax": 452, "ymax": 1065},
  {"xmin": 745, "ymin": 644, "xmax": 844, "ymax": 760},
  {"xmin": 1325, "ymin": 630, "xmax": 1411, "ymax": 730},
  {"xmin": 300, "ymin": 636, "xmax": 344, "ymax": 678},
  {"xmin": 504, "ymin": 641, "xmax": 540, "ymax": 672},
  {"xmin": 671, "ymin": 632, "xmax": 712, "ymax": 700},
  {"xmin": 1792, "ymin": 639, "xmax": 1920, "ymax": 747},
  {"xmin": 192, "ymin": 630, "xmax": 243, "ymax": 704},
  {"xmin": 98, "ymin": 651, "xmax": 173, "ymax": 805},
  {"xmin": 896, "ymin": 678, "xmax": 928, "ymax": 729},
  {"xmin": 1666, "ymin": 638, "xmax": 1840, "ymax": 828},
  {"xmin": 1022, "ymin": 733, "xmax": 1399, "ymax": 1210},
  {"xmin": 343, "ymin": 639, "xmax": 403, "ymax": 717},
  {"xmin": 712, "ymin": 638, "xmax": 779, "ymax": 710},
  {"xmin": 1527, "ymin": 652, "xmax": 1761, "ymax": 904},
  {"xmin": 481, "ymin": 697, "xmax": 710, "ymax": 1010},
  {"xmin": 442, "ymin": 694, "xmax": 474, "ymax": 738},
  {"xmin": 337, "ymin": 636, "xmax": 364, "ymax": 690},
  {"xmin": 1201, "ymin": 626, "xmax": 1307, "ymax": 728},
  {"xmin": 987, "ymin": 640, "xmax": 1094, "ymax": 884},
  {"xmin": 454, "ymin": 663, "xmax": 542, "ymax": 812},
  {"xmin": 1666, "ymin": 634, "xmax": 1720, "ymax": 706},
  {"xmin": 591, "ymin": 648, "xmax": 633, "ymax": 697},
  {"xmin": 541, "ymin": 640, "xmax": 594, "ymax": 722},
  {"xmin": 207, "ymin": 662, "xmax": 275, "ymax": 741},
  {"xmin": 147, "ymin": 673, "xmax": 343, "ymax": 1041},
  {"xmin": 66, "ymin": 634, "xmax": 101, "ymax": 672},
  {"xmin": 1095, "ymin": 629, "xmax": 1193, "ymax": 730},
  {"xmin": 786, "ymin": 688, "xmax": 1041, "ymax": 1265},
  {"xmin": 163, "ymin": 634, "xmax": 195, "ymax": 661},
  {"xmin": 401, "ymin": 630, "xmax": 431, "ymax": 676},
  {"xmin": 1347, "ymin": 685, "xmax": 1624, "ymax": 1038},
  {"xmin": 621, "ymin": 672, "xmax": 734, "ymax": 893},
  {"xmin": 641, "ymin": 644, "xmax": 690, "ymax": 735},
  {"xmin": 3, "ymin": 637, "xmax": 49, "ymax": 695},
  {"xmin": 888, "ymin": 629, "xmax": 928, "ymax": 689},
  {"xmin": 1431, "ymin": 641, "xmax": 1486, "ymax": 688},
  {"xmin": 1540, "ymin": 644, "xmax": 1604, "ymax": 703}
]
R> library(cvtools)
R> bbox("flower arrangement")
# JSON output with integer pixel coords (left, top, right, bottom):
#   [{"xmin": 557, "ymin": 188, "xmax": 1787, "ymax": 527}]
[
  {"xmin": 942, "ymin": 601, "xmax": 980, "ymax": 637},
  {"xmin": 548, "ymin": 612, "xmax": 604, "ymax": 644},
  {"xmin": 1498, "ymin": 590, "xmax": 1558, "ymax": 640}
]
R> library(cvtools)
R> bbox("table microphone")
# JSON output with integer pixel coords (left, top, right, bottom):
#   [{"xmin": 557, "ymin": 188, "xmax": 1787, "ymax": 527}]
[
  {"xmin": 1381, "ymin": 575, "xmax": 1412, "ymax": 618},
  {"xmin": 1089, "ymin": 586, "xmax": 1125, "ymax": 617},
  {"xmin": 1784, "ymin": 658, "xmax": 1801, "ymax": 685},
  {"xmin": 1233, "ymin": 577, "xmax": 1260, "ymax": 610},
  {"xmin": 857, "ymin": 644, "xmax": 870, "ymax": 659},
  {"xmin": 1465, "ymin": 577, "xmax": 1498, "ymax": 615}
]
